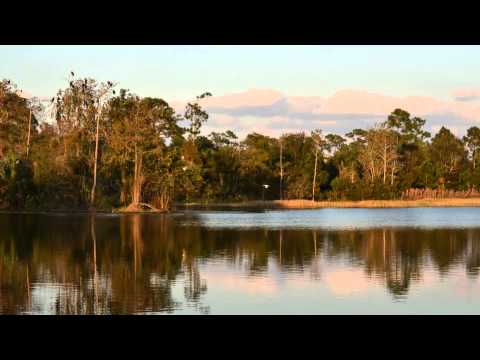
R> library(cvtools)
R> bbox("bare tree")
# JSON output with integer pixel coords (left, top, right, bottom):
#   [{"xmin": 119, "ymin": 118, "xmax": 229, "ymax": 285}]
[
  {"xmin": 359, "ymin": 125, "xmax": 399, "ymax": 185},
  {"xmin": 311, "ymin": 129, "xmax": 325, "ymax": 202},
  {"xmin": 51, "ymin": 74, "xmax": 116, "ymax": 208},
  {"xmin": 90, "ymin": 82, "xmax": 116, "ymax": 207},
  {"xmin": 279, "ymin": 135, "xmax": 284, "ymax": 200}
]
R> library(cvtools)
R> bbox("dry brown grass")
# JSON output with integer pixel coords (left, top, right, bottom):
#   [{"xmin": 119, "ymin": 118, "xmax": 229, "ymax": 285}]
[
  {"xmin": 184, "ymin": 198, "xmax": 480, "ymax": 209},
  {"xmin": 276, "ymin": 198, "xmax": 480, "ymax": 208}
]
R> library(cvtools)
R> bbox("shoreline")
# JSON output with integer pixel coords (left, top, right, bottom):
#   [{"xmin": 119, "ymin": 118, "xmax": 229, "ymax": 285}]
[
  {"xmin": 3, "ymin": 198, "xmax": 480, "ymax": 214},
  {"xmin": 0, "ymin": 208, "xmax": 168, "ymax": 215},
  {"xmin": 177, "ymin": 198, "xmax": 480, "ymax": 210}
]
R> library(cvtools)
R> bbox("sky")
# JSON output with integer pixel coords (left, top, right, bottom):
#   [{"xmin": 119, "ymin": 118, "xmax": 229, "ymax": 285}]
[{"xmin": 2, "ymin": 45, "xmax": 480, "ymax": 138}]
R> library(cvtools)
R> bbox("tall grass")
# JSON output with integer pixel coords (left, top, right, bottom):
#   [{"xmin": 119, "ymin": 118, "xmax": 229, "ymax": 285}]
[{"xmin": 183, "ymin": 198, "xmax": 480, "ymax": 209}]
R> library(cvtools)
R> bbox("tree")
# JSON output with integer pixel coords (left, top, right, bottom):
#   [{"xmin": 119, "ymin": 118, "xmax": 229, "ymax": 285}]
[
  {"xmin": 0, "ymin": 80, "xmax": 40, "ymax": 209},
  {"xmin": 385, "ymin": 108, "xmax": 430, "ymax": 143},
  {"xmin": 14, "ymin": 94, "xmax": 43, "ymax": 159},
  {"xmin": 52, "ymin": 75, "xmax": 115, "ymax": 207},
  {"xmin": 239, "ymin": 133, "xmax": 279, "ymax": 200},
  {"xmin": 384, "ymin": 109, "xmax": 430, "ymax": 190},
  {"xmin": 105, "ymin": 90, "xmax": 180, "ymax": 210},
  {"xmin": 201, "ymin": 131, "xmax": 240, "ymax": 200},
  {"xmin": 325, "ymin": 133, "xmax": 346, "ymax": 154},
  {"xmin": 429, "ymin": 127, "xmax": 467, "ymax": 189},
  {"xmin": 0, "ymin": 79, "xmax": 39, "ymax": 159},
  {"xmin": 463, "ymin": 126, "xmax": 480, "ymax": 170},
  {"xmin": 177, "ymin": 93, "xmax": 212, "ymax": 202},
  {"xmin": 359, "ymin": 125, "xmax": 399, "ymax": 186},
  {"xmin": 281, "ymin": 132, "xmax": 325, "ymax": 200},
  {"xmin": 184, "ymin": 92, "xmax": 211, "ymax": 139},
  {"xmin": 90, "ymin": 82, "xmax": 116, "ymax": 207},
  {"xmin": 311, "ymin": 129, "xmax": 325, "ymax": 202}
]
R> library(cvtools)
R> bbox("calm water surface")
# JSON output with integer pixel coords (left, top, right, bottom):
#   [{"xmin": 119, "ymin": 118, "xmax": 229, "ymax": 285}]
[{"xmin": 1, "ymin": 208, "xmax": 480, "ymax": 314}]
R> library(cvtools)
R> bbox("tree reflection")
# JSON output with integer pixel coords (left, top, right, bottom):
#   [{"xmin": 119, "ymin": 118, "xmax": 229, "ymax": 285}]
[
  {"xmin": 1, "ymin": 213, "xmax": 480, "ymax": 313},
  {"xmin": 182, "ymin": 250, "xmax": 209, "ymax": 314}
]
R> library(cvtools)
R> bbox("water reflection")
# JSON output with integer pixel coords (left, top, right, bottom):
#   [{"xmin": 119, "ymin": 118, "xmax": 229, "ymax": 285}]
[{"xmin": 1, "ymin": 211, "xmax": 480, "ymax": 314}]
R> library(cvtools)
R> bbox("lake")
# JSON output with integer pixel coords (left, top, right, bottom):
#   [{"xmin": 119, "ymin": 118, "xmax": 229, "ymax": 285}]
[{"xmin": 1, "ymin": 208, "xmax": 480, "ymax": 314}]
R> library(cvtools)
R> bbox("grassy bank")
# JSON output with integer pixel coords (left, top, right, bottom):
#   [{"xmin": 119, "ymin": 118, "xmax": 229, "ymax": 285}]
[
  {"xmin": 179, "ymin": 198, "xmax": 480, "ymax": 210},
  {"xmin": 5, "ymin": 198, "xmax": 480, "ymax": 214}
]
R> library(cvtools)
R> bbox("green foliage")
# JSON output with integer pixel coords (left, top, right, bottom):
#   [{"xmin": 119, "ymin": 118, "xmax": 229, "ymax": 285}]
[
  {"xmin": 385, "ymin": 108, "xmax": 430, "ymax": 142},
  {"xmin": 0, "ymin": 154, "xmax": 35, "ymax": 209},
  {"xmin": 463, "ymin": 126, "xmax": 480, "ymax": 170},
  {"xmin": 429, "ymin": 127, "xmax": 468, "ymax": 189},
  {"xmin": 184, "ymin": 93, "xmax": 211, "ymax": 138}
]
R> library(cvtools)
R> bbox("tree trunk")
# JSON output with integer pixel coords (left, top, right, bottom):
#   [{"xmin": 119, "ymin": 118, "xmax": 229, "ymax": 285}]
[
  {"xmin": 90, "ymin": 112, "xmax": 100, "ymax": 207},
  {"xmin": 312, "ymin": 148, "xmax": 318, "ymax": 202},
  {"xmin": 279, "ymin": 139, "xmax": 283, "ymax": 200},
  {"xmin": 390, "ymin": 159, "xmax": 395, "ymax": 186},
  {"xmin": 26, "ymin": 109, "xmax": 32, "ymax": 158},
  {"xmin": 132, "ymin": 145, "xmax": 144, "ymax": 206},
  {"xmin": 171, "ymin": 170, "xmax": 175, "ymax": 209},
  {"xmin": 383, "ymin": 141, "xmax": 387, "ymax": 184},
  {"xmin": 120, "ymin": 167, "xmax": 128, "ymax": 206},
  {"xmin": 370, "ymin": 158, "xmax": 375, "ymax": 182}
]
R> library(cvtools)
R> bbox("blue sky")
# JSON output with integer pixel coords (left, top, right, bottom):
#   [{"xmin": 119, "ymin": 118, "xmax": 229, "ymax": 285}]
[
  {"xmin": 2, "ymin": 45, "xmax": 480, "ymax": 100},
  {"xmin": 2, "ymin": 45, "xmax": 480, "ymax": 138}
]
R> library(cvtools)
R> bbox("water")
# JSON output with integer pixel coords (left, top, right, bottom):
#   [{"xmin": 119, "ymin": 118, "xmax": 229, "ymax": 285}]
[{"xmin": 1, "ymin": 208, "xmax": 480, "ymax": 314}]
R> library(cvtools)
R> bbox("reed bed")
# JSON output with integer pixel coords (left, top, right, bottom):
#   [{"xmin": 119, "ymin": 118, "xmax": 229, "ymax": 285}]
[{"xmin": 182, "ymin": 198, "xmax": 480, "ymax": 209}]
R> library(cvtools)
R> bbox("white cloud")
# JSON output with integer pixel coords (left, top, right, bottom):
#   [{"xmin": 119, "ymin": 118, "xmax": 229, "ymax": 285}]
[
  {"xmin": 24, "ymin": 87, "xmax": 480, "ymax": 139},
  {"xmin": 452, "ymin": 88, "xmax": 480, "ymax": 102},
  {"xmin": 177, "ymin": 88, "xmax": 480, "ymax": 139}
]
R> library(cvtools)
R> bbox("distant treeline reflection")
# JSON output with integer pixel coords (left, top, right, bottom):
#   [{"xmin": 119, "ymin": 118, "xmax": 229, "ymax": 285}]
[{"xmin": 1, "ymin": 214, "xmax": 480, "ymax": 314}]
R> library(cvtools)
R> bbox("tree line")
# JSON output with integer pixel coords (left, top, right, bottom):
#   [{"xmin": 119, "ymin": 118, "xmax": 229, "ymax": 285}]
[{"xmin": 2, "ymin": 75, "xmax": 480, "ymax": 210}]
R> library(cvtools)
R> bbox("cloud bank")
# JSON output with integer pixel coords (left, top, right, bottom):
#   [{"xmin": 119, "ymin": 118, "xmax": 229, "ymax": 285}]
[
  {"xmin": 452, "ymin": 88, "xmax": 480, "ymax": 102},
  {"xmin": 171, "ymin": 88, "xmax": 480, "ymax": 139}
]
